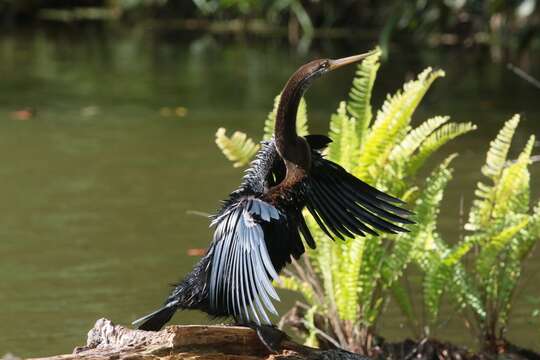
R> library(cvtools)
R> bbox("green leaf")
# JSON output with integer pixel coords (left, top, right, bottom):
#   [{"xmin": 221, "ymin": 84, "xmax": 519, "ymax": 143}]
[
  {"xmin": 467, "ymin": 115, "xmax": 521, "ymax": 231},
  {"xmin": 215, "ymin": 127, "xmax": 259, "ymax": 167},
  {"xmin": 408, "ymin": 122, "xmax": 477, "ymax": 176},
  {"xmin": 347, "ymin": 48, "xmax": 381, "ymax": 147},
  {"xmin": 389, "ymin": 115, "xmax": 450, "ymax": 163},
  {"xmin": 355, "ymin": 67, "xmax": 445, "ymax": 182},
  {"xmin": 327, "ymin": 102, "xmax": 359, "ymax": 172},
  {"xmin": 482, "ymin": 114, "xmax": 520, "ymax": 179},
  {"xmin": 475, "ymin": 216, "xmax": 529, "ymax": 279}
]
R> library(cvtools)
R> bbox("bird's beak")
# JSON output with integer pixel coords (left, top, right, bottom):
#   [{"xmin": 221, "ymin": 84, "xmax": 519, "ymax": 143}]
[{"xmin": 328, "ymin": 51, "xmax": 373, "ymax": 71}]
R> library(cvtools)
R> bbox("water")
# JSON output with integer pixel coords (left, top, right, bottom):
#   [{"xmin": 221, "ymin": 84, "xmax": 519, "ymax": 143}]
[{"xmin": 0, "ymin": 26, "xmax": 539, "ymax": 358}]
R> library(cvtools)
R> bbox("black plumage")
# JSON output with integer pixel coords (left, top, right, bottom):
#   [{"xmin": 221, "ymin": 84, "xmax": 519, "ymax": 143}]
[{"xmin": 133, "ymin": 53, "xmax": 414, "ymax": 332}]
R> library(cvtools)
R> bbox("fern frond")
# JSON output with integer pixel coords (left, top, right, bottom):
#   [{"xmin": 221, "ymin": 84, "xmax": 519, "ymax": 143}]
[
  {"xmin": 382, "ymin": 155, "xmax": 455, "ymax": 291},
  {"xmin": 355, "ymin": 68, "xmax": 445, "ymax": 182},
  {"xmin": 389, "ymin": 115, "xmax": 449, "ymax": 163},
  {"xmin": 423, "ymin": 256, "xmax": 446, "ymax": 321},
  {"xmin": 263, "ymin": 95, "xmax": 281, "ymax": 140},
  {"xmin": 482, "ymin": 114, "xmax": 520, "ymax": 179},
  {"xmin": 357, "ymin": 235, "xmax": 384, "ymax": 323},
  {"xmin": 408, "ymin": 122, "xmax": 477, "ymax": 176},
  {"xmin": 517, "ymin": 199, "xmax": 540, "ymax": 260},
  {"xmin": 450, "ymin": 263, "xmax": 486, "ymax": 319},
  {"xmin": 347, "ymin": 48, "xmax": 381, "ymax": 146},
  {"xmin": 339, "ymin": 236, "xmax": 367, "ymax": 321},
  {"xmin": 303, "ymin": 306, "xmax": 320, "ymax": 348},
  {"xmin": 391, "ymin": 281, "xmax": 416, "ymax": 324},
  {"xmin": 475, "ymin": 215, "xmax": 529, "ymax": 279},
  {"xmin": 466, "ymin": 115, "xmax": 521, "ymax": 231},
  {"xmin": 215, "ymin": 128, "xmax": 259, "ymax": 167},
  {"xmin": 493, "ymin": 135, "xmax": 535, "ymax": 217},
  {"xmin": 327, "ymin": 102, "xmax": 359, "ymax": 172}
]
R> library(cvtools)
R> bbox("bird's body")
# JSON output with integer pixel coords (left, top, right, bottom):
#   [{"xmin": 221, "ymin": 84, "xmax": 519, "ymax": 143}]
[{"xmin": 133, "ymin": 53, "xmax": 414, "ymax": 336}]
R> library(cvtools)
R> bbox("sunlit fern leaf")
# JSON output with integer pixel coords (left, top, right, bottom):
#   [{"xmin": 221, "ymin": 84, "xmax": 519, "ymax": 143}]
[
  {"xmin": 215, "ymin": 128, "xmax": 259, "ymax": 167},
  {"xmin": 493, "ymin": 135, "xmax": 535, "ymax": 218},
  {"xmin": 304, "ymin": 306, "xmax": 320, "ymax": 348},
  {"xmin": 475, "ymin": 215, "xmax": 529, "ymax": 279},
  {"xmin": 304, "ymin": 214, "xmax": 337, "ymax": 305},
  {"xmin": 347, "ymin": 48, "xmax": 381, "ymax": 146},
  {"xmin": 482, "ymin": 114, "xmax": 521, "ymax": 179},
  {"xmin": 467, "ymin": 115, "xmax": 521, "ymax": 231},
  {"xmin": 263, "ymin": 95, "xmax": 309, "ymax": 140},
  {"xmin": 391, "ymin": 281, "xmax": 416, "ymax": 325},
  {"xmin": 389, "ymin": 115, "xmax": 449, "ymax": 164},
  {"xmin": 339, "ymin": 235, "xmax": 366, "ymax": 321},
  {"xmin": 383, "ymin": 154, "xmax": 456, "ymax": 286},
  {"xmin": 424, "ymin": 233, "xmax": 479, "ymax": 322},
  {"xmin": 408, "ymin": 122, "xmax": 477, "ymax": 177},
  {"xmin": 423, "ymin": 255, "xmax": 447, "ymax": 322},
  {"xmin": 517, "ymin": 200, "xmax": 540, "ymax": 260},
  {"xmin": 276, "ymin": 275, "xmax": 315, "ymax": 304},
  {"xmin": 355, "ymin": 68, "xmax": 445, "ymax": 182},
  {"xmin": 327, "ymin": 102, "xmax": 359, "ymax": 173},
  {"xmin": 263, "ymin": 95, "xmax": 281, "ymax": 140},
  {"xmin": 443, "ymin": 240, "xmax": 474, "ymax": 267},
  {"xmin": 497, "ymin": 252, "xmax": 521, "ymax": 326},
  {"xmin": 357, "ymin": 236, "xmax": 385, "ymax": 323},
  {"xmin": 450, "ymin": 263, "xmax": 486, "ymax": 319}
]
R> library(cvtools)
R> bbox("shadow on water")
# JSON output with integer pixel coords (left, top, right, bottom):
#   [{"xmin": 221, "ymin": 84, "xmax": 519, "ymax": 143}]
[{"xmin": 0, "ymin": 25, "xmax": 539, "ymax": 357}]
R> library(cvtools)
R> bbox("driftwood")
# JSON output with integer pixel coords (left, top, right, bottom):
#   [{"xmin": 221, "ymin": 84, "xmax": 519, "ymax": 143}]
[{"xmin": 29, "ymin": 318, "xmax": 369, "ymax": 360}]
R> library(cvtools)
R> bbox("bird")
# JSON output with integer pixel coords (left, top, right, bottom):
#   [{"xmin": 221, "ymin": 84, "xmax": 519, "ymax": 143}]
[{"xmin": 132, "ymin": 52, "xmax": 414, "ymax": 349}]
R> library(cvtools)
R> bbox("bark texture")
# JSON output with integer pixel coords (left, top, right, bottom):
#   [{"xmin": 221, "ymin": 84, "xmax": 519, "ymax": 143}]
[{"xmin": 29, "ymin": 318, "xmax": 370, "ymax": 360}]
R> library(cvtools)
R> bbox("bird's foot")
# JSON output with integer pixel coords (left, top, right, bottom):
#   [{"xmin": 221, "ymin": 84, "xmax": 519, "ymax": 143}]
[{"xmin": 237, "ymin": 323, "xmax": 289, "ymax": 353}]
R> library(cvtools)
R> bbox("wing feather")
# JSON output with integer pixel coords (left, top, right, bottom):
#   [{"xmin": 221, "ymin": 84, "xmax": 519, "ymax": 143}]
[
  {"xmin": 305, "ymin": 155, "xmax": 413, "ymax": 240},
  {"xmin": 209, "ymin": 198, "xmax": 283, "ymax": 324}
]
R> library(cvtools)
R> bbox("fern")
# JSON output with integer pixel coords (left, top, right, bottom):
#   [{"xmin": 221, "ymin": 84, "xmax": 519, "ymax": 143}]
[
  {"xmin": 482, "ymin": 114, "xmax": 520, "ymax": 180},
  {"xmin": 492, "ymin": 135, "xmax": 535, "ymax": 217},
  {"xmin": 408, "ymin": 122, "xmax": 477, "ymax": 176},
  {"xmin": 215, "ymin": 128, "xmax": 259, "ymax": 167},
  {"xmin": 475, "ymin": 216, "xmax": 529, "ymax": 282},
  {"xmin": 327, "ymin": 102, "xmax": 359, "ymax": 173},
  {"xmin": 263, "ymin": 95, "xmax": 281, "ymax": 140},
  {"xmin": 355, "ymin": 68, "xmax": 445, "ymax": 182},
  {"xmin": 466, "ymin": 115, "xmax": 521, "ymax": 231},
  {"xmin": 389, "ymin": 115, "xmax": 450, "ymax": 163},
  {"xmin": 347, "ymin": 48, "xmax": 381, "ymax": 147}
]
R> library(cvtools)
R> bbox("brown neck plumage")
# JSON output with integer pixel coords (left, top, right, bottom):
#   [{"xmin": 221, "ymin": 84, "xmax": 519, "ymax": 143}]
[{"xmin": 274, "ymin": 67, "xmax": 317, "ymax": 172}]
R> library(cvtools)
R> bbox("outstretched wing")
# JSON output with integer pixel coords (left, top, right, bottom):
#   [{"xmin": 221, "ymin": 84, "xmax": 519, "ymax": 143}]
[
  {"xmin": 208, "ymin": 197, "xmax": 300, "ymax": 325},
  {"xmin": 304, "ymin": 136, "xmax": 414, "ymax": 240}
]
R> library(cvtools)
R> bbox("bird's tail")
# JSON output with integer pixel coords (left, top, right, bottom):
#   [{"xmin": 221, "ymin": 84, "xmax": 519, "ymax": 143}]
[{"xmin": 132, "ymin": 302, "xmax": 177, "ymax": 331}]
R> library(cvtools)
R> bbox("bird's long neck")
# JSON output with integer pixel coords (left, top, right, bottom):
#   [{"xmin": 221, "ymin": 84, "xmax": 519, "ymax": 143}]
[{"xmin": 274, "ymin": 70, "xmax": 314, "ymax": 167}]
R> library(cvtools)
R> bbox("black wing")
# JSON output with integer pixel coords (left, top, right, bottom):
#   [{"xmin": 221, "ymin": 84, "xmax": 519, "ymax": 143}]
[
  {"xmin": 304, "ymin": 135, "xmax": 414, "ymax": 240},
  {"xmin": 208, "ymin": 196, "xmax": 303, "ymax": 325}
]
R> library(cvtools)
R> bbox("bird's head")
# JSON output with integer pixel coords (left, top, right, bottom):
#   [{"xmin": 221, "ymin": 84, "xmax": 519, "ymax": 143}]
[{"xmin": 295, "ymin": 52, "xmax": 375, "ymax": 84}]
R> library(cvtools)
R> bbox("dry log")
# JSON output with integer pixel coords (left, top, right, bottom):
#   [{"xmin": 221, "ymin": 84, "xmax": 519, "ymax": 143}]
[{"xmin": 29, "ymin": 318, "xmax": 369, "ymax": 360}]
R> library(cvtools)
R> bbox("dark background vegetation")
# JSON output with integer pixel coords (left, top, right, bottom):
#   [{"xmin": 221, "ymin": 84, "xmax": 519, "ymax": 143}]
[{"xmin": 1, "ymin": 0, "xmax": 539, "ymax": 56}]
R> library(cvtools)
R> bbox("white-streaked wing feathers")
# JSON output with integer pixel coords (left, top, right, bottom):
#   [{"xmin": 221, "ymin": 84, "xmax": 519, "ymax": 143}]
[{"xmin": 209, "ymin": 197, "xmax": 282, "ymax": 325}]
